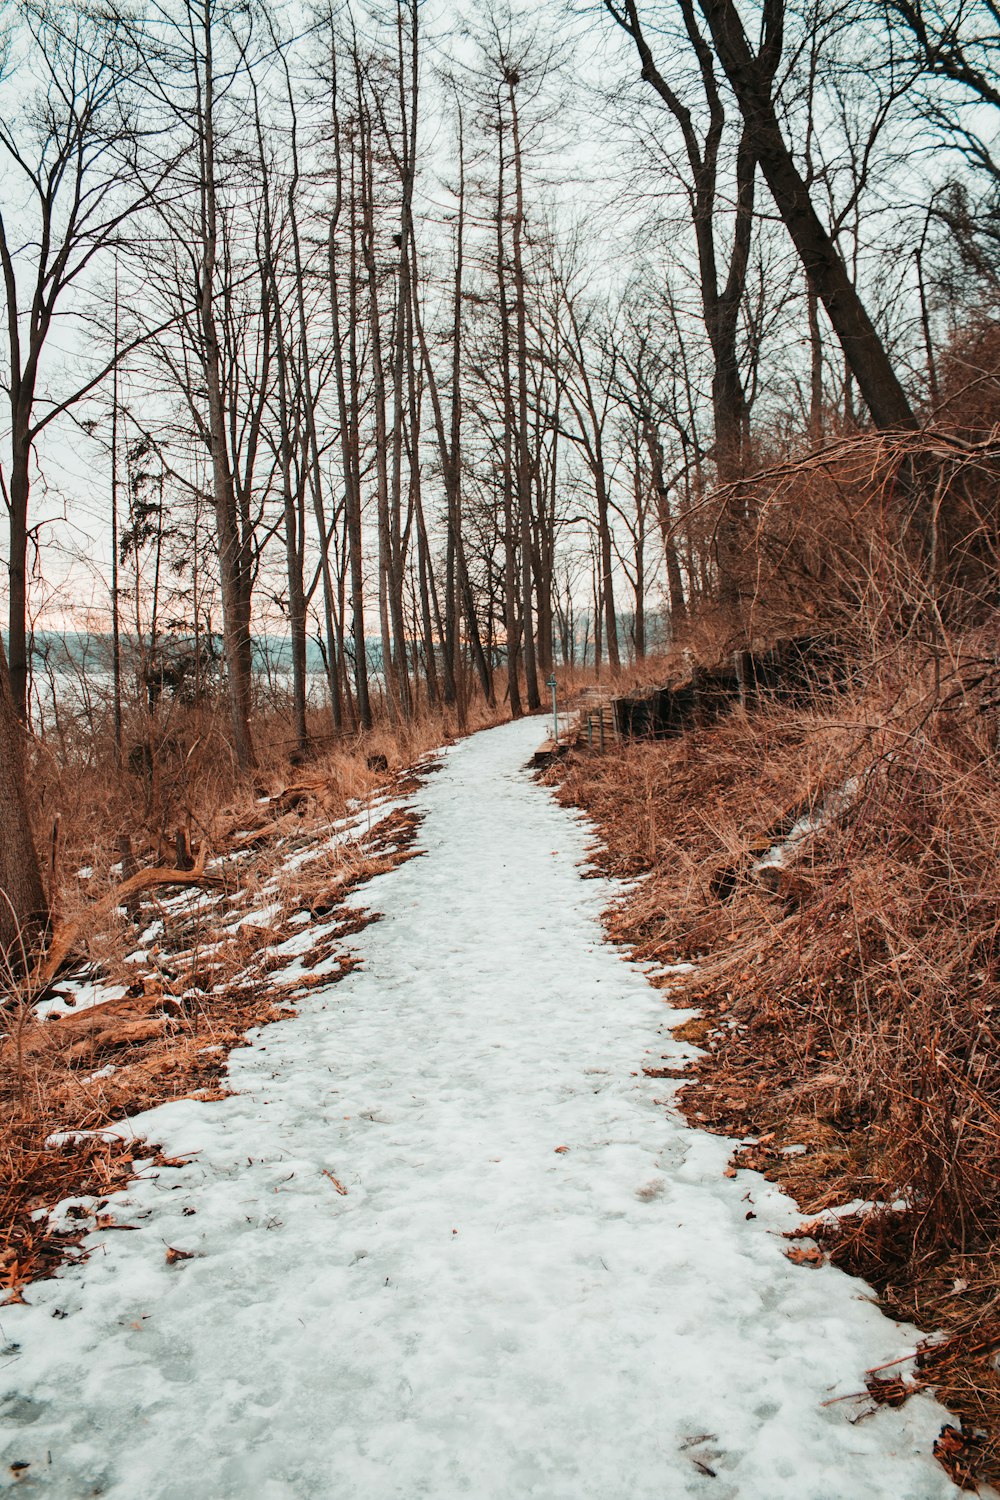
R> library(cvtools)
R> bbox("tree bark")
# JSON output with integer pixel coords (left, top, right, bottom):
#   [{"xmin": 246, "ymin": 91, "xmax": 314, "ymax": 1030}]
[
  {"xmin": 7, "ymin": 431, "xmax": 30, "ymax": 716},
  {"xmin": 328, "ymin": 63, "xmax": 372, "ymax": 731},
  {"xmin": 496, "ymin": 109, "xmax": 524, "ymax": 719},
  {"xmin": 643, "ymin": 417, "xmax": 687, "ymax": 624},
  {"xmin": 604, "ymin": 0, "xmax": 758, "ymax": 606},
  {"xmin": 198, "ymin": 4, "xmax": 255, "ymax": 769},
  {"xmin": 0, "ymin": 641, "xmax": 46, "ymax": 969},
  {"xmin": 408, "ymin": 140, "xmax": 494, "ymax": 707},
  {"xmin": 507, "ymin": 72, "xmax": 542, "ymax": 709},
  {"xmin": 694, "ymin": 0, "xmax": 917, "ymax": 429}
]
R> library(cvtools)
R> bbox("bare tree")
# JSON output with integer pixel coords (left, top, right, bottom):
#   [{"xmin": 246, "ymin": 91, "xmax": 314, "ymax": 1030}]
[
  {"xmin": 410, "ymin": 96, "xmax": 494, "ymax": 708},
  {"xmin": 132, "ymin": 0, "xmax": 279, "ymax": 769},
  {"xmin": 613, "ymin": 310, "xmax": 689, "ymax": 625},
  {"xmin": 554, "ymin": 278, "xmax": 622, "ymax": 669},
  {"xmin": 325, "ymin": 34, "xmax": 374, "ymax": 731},
  {"xmin": 0, "ymin": 3, "xmax": 162, "ymax": 717},
  {"xmin": 691, "ymin": 0, "xmax": 917, "ymax": 427},
  {"xmin": 604, "ymin": 0, "xmax": 763, "ymax": 602}
]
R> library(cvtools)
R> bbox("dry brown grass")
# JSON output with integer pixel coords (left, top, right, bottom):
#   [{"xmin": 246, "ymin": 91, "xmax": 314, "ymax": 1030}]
[{"xmin": 548, "ymin": 628, "xmax": 1000, "ymax": 1487}]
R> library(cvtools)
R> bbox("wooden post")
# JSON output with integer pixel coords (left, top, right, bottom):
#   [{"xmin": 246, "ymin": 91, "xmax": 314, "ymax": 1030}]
[{"xmin": 734, "ymin": 649, "xmax": 753, "ymax": 710}]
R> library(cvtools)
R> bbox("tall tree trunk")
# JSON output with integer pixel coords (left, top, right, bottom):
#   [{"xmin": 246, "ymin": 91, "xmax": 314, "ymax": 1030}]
[
  {"xmin": 407, "ymin": 104, "xmax": 493, "ymax": 706},
  {"xmin": 274, "ymin": 331, "xmax": 308, "ymax": 754},
  {"xmin": 694, "ymin": 0, "xmax": 917, "ymax": 429},
  {"xmin": 643, "ymin": 417, "xmax": 687, "ymax": 623},
  {"xmin": 0, "ymin": 641, "xmax": 45, "ymax": 969},
  {"xmin": 593, "ymin": 454, "xmax": 620, "ymax": 672},
  {"xmin": 7, "ymin": 427, "xmax": 30, "ymax": 718},
  {"xmin": 328, "ymin": 77, "xmax": 372, "ymax": 731},
  {"xmin": 631, "ymin": 455, "xmax": 647, "ymax": 658},
  {"xmin": 507, "ymin": 73, "xmax": 541, "ymax": 709},
  {"xmin": 199, "ymin": 6, "xmax": 254, "ymax": 769},
  {"xmin": 605, "ymin": 1, "xmax": 757, "ymax": 608},
  {"xmin": 496, "ymin": 114, "xmax": 523, "ymax": 718},
  {"xmin": 592, "ymin": 555, "xmax": 603, "ymax": 675},
  {"xmin": 285, "ymin": 130, "xmax": 343, "ymax": 733},
  {"xmin": 387, "ymin": 0, "xmax": 421, "ymax": 719},
  {"xmin": 532, "ymin": 422, "xmax": 556, "ymax": 675},
  {"xmin": 110, "ymin": 272, "xmax": 123, "ymax": 757},
  {"xmin": 358, "ymin": 112, "xmax": 403, "ymax": 723}
]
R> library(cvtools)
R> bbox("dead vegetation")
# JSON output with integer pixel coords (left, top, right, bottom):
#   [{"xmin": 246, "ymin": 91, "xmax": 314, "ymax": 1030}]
[
  {"xmin": 33, "ymin": 695, "xmax": 505, "ymax": 916},
  {"xmin": 544, "ymin": 408, "xmax": 1000, "ymax": 1490},
  {"xmin": 549, "ymin": 630, "xmax": 1000, "ymax": 1485}
]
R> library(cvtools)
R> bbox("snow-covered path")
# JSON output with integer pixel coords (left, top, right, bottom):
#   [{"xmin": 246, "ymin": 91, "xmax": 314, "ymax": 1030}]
[{"xmin": 1, "ymin": 718, "xmax": 957, "ymax": 1499}]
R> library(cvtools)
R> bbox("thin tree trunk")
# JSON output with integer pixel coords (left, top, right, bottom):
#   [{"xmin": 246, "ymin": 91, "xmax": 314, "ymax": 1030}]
[
  {"xmin": 507, "ymin": 73, "xmax": 541, "ymax": 709},
  {"xmin": 0, "ymin": 640, "xmax": 46, "ymax": 968},
  {"xmin": 643, "ymin": 418, "xmax": 687, "ymax": 623},
  {"xmin": 328, "ymin": 57, "xmax": 372, "ymax": 730},
  {"xmin": 111, "ymin": 272, "xmax": 123, "ymax": 757},
  {"xmin": 7, "ymin": 428, "xmax": 30, "ymax": 719},
  {"xmin": 496, "ymin": 113, "xmax": 523, "ymax": 718},
  {"xmin": 285, "ymin": 117, "xmax": 344, "ymax": 733},
  {"xmin": 358, "ymin": 109, "xmax": 402, "ymax": 723},
  {"xmin": 275, "ymin": 325, "xmax": 309, "ymax": 752},
  {"xmin": 807, "ymin": 282, "xmax": 824, "ymax": 440},
  {"xmin": 198, "ymin": 5, "xmax": 254, "ymax": 768},
  {"xmin": 632, "ymin": 455, "xmax": 647, "ymax": 658},
  {"xmin": 408, "ymin": 106, "xmax": 493, "ymax": 705}
]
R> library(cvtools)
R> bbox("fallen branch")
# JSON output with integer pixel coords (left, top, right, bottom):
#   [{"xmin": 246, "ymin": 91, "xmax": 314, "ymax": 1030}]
[
  {"xmin": 227, "ymin": 812, "xmax": 304, "ymax": 853},
  {"xmin": 35, "ymin": 855, "xmax": 222, "ymax": 988},
  {"xmin": 272, "ymin": 779, "xmax": 329, "ymax": 812}
]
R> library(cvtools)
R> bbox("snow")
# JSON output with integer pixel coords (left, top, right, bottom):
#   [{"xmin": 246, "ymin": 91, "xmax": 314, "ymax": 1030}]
[
  {"xmin": 227, "ymin": 899, "xmax": 283, "ymax": 931},
  {"xmin": 643, "ymin": 958, "xmax": 697, "ymax": 981},
  {"xmin": 80, "ymin": 1065, "xmax": 117, "ymax": 1084},
  {"xmin": 0, "ymin": 718, "xmax": 963, "ymax": 1499},
  {"xmin": 43, "ymin": 1128, "xmax": 121, "ymax": 1150},
  {"xmin": 276, "ymin": 794, "xmax": 411, "ymax": 875},
  {"xmin": 35, "ymin": 980, "xmax": 128, "ymax": 1021},
  {"xmin": 754, "ymin": 773, "xmax": 867, "ymax": 879},
  {"xmin": 270, "ymin": 920, "xmax": 338, "ymax": 958}
]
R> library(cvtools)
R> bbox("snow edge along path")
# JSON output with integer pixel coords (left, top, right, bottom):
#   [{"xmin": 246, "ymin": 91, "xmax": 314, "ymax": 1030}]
[{"xmin": 0, "ymin": 717, "xmax": 960, "ymax": 1500}]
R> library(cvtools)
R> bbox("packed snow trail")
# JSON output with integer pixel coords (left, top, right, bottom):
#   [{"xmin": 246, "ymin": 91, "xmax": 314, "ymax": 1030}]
[{"xmin": 1, "ymin": 719, "xmax": 958, "ymax": 1499}]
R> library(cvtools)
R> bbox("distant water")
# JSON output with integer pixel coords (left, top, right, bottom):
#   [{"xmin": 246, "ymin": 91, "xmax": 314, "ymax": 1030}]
[
  {"xmin": 17, "ymin": 630, "xmax": 353, "ymax": 676},
  {"xmin": 8, "ymin": 618, "xmax": 670, "ymax": 724},
  {"xmin": 10, "ymin": 631, "xmax": 351, "ymax": 727}
]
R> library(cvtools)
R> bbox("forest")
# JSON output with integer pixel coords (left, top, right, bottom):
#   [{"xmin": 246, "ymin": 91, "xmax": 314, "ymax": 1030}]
[
  {"xmin": 0, "ymin": 0, "xmax": 992, "ymax": 943},
  {"xmin": 3, "ymin": 0, "xmax": 1000, "ymax": 1490},
  {"xmin": 1, "ymin": 0, "xmax": 995, "ymax": 924}
]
